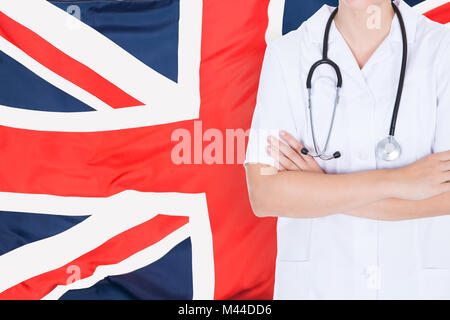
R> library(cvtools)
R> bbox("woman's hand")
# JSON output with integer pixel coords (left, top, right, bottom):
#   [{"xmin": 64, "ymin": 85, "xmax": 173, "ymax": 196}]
[
  {"xmin": 266, "ymin": 130, "xmax": 323, "ymax": 173},
  {"xmin": 266, "ymin": 131, "xmax": 450, "ymax": 201},
  {"xmin": 389, "ymin": 151, "xmax": 450, "ymax": 200}
]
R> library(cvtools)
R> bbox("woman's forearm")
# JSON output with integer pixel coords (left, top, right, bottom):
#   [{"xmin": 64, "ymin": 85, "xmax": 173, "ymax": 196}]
[
  {"xmin": 257, "ymin": 133, "xmax": 450, "ymax": 219},
  {"xmin": 345, "ymin": 192, "xmax": 450, "ymax": 221},
  {"xmin": 246, "ymin": 163, "xmax": 396, "ymax": 218},
  {"xmin": 246, "ymin": 152, "xmax": 450, "ymax": 219}
]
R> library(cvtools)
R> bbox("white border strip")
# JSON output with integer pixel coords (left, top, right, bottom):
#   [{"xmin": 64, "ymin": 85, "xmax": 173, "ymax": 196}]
[
  {"xmin": 0, "ymin": 102, "xmax": 197, "ymax": 132},
  {"xmin": 266, "ymin": 0, "xmax": 286, "ymax": 44}
]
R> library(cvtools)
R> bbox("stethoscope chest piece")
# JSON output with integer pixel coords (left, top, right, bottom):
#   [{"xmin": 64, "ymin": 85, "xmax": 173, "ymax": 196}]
[{"xmin": 376, "ymin": 135, "xmax": 401, "ymax": 161}]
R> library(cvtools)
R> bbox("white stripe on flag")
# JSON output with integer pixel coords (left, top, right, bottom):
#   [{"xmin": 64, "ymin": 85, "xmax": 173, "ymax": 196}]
[
  {"xmin": 43, "ymin": 224, "xmax": 191, "ymax": 300},
  {"xmin": 266, "ymin": 0, "xmax": 286, "ymax": 44},
  {"xmin": 414, "ymin": 0, "xmax": 448, "ymax": 14}
]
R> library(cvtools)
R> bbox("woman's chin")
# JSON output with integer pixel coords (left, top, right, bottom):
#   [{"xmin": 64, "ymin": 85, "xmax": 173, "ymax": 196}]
[{"xmin": 341, "ymin": 0, "xmax": 387, "ymax": 10}]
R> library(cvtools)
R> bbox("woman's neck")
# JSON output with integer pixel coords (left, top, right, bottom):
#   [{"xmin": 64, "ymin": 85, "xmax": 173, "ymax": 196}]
[{"xmin": 334, "ymin": 1, "xmax": 395, "ymax": 69}]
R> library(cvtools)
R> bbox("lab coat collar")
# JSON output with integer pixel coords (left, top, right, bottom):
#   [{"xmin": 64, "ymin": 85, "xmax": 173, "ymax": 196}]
[
  {"xmin": 306, "ymin": 0, "xmax": 417, "ymax": 45},
  {"xmin": 305, "ymin": 4, "xmax": 338, "ymax": 45},
  {"xmin": 389, "ymin": 0, "xmax": 417, "ymax": 44}
]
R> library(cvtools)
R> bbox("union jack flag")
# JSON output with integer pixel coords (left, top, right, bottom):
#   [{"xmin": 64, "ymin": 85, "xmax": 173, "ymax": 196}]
[{"xmin": 0, "ymin": 0, "xmax": 448, "ymax": 300}]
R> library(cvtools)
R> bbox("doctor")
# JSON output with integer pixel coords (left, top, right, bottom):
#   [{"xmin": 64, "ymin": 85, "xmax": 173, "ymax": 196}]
[{"xmin": 245, "ymin": 0, "xmax": 450, "ymax": 299}]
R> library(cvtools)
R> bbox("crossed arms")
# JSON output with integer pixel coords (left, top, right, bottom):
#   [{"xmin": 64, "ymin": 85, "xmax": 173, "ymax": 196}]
[{"xmin": 245, "ymin": 131, "xmax": 450, "ymax": 221}]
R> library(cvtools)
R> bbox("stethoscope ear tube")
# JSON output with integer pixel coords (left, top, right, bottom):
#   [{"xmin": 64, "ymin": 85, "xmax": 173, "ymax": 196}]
[
  {"xmin": 301, "ymin": 147, "xmax": 342, "ymax": 160},
  {"xmin": 306, "ymin": 86, "xmax": 341, "ymax": 159}
]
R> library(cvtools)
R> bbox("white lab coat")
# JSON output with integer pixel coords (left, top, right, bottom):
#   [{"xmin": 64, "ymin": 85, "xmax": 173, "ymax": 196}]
[{"xmin": 244, "ymin": 0, "xmax": 450, "ymax": 299}]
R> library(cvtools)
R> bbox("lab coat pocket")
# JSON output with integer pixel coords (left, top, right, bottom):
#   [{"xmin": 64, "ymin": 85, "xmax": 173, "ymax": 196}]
[
  {"xmin": 276, "ymin": 217, "xmax": 312, "ymax": 262},
  {"xmin": 273, "ymin": 260, "xmax": 310, "ymax": 299},
  {"xmin": 418, "ymin": 216, "xmax": 450, "ymax": 299},
  {"xmin": 419, "ymin": 216, "xmax": 450, "ymax": 269}
]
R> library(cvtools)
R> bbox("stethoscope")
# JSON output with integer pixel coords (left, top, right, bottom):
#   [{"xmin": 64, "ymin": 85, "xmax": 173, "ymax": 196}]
[{"xmin": 301, "ymin": 1, "xmax": 408, "ymax": 161}]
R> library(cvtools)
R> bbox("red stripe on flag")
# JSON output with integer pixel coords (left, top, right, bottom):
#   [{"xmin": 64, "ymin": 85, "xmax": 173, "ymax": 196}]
[
  {"xmin": 0, "ymin": 11, "xmax": 143, "ymax": 109},
  {"xmin": 424, "ymin": 2, "xmax": 450, "ymax": 24},
  {"xmin": 0, "ymin": 214, "xmax": 189, "ymax": 300}
]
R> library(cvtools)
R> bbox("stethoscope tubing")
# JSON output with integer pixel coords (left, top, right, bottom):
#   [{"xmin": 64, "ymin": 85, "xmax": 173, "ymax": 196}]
[
  {"xmin": 307, "ymin": 88, "xmax": 340, "ymax": 160},
  {"xmin": 303, "ymin": 1, "xmax": 407, "ymax": 161},
  {"xmin": 389, "ymin": 2, "xmax": 408, "ymax": 137}
]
